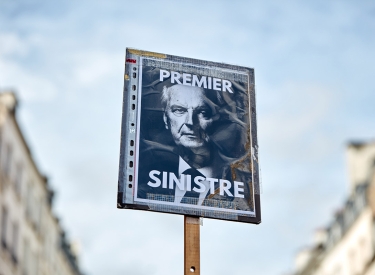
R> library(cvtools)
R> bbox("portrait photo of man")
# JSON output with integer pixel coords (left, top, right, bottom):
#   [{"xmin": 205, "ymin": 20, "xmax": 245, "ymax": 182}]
[{"xmin": 134, "ymin": 62, "xmax": 254, "ymax": 213}]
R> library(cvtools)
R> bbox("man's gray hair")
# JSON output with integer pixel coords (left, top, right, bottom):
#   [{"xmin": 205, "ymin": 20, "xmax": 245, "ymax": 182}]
[
  {"xmin": 160, "ymin": 84, "xmax": 224, "ymax": 111},
  {"xmin": 160, "ymin": 86, "xmax": 170, "ymax": 109}
]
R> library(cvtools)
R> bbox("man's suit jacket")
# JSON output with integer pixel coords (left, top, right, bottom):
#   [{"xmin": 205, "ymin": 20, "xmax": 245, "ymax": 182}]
[{"xmin": 136, "ymin": 139, "xmax": 254, "ymax": 211}]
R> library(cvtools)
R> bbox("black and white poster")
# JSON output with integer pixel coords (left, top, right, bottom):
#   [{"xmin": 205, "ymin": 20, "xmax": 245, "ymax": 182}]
[{"xmin": 118, "ymin": 49, "xmax": 260, "ymax": 224}]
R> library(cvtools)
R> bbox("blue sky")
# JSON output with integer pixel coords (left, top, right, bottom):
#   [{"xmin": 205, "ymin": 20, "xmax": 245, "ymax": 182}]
[{"xmin": 1, "ymin": 1, "xmax": 375, "ymax": 274}]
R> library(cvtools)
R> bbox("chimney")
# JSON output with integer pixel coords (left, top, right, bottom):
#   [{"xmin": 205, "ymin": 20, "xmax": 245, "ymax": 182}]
[{"xmin": 346, "ymin": 141, "xmax": 375, "ymax": 193}]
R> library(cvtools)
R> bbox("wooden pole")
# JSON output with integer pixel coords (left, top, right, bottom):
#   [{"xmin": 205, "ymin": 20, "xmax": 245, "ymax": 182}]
[{"xmin": 184, "ymin": 216, "xmax": 200, "ymax": 275}]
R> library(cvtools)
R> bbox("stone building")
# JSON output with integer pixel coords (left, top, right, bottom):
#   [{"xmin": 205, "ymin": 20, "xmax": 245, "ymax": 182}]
[
  {"xmin": 0, "ymin": 92, "xmax": 82, "ymax": 275},
  {"xmin": 294, "ymin": 141, "xmax": 375, "ymax": 275}
]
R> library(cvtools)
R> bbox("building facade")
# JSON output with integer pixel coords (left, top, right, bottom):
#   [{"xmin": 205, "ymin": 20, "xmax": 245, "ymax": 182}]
[
  {"xmin": 0, "ymin": 92, "xmax": 82, "ymax": 275},
  {"xmin": 294, "ymin": 141, "xmax": 375, "ymax": 275}
]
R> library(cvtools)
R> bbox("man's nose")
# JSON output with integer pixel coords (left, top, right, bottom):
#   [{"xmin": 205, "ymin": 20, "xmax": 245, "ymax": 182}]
[{"xmin": 185, "ymin": 109, "xmax": 194, "ymax": 125}]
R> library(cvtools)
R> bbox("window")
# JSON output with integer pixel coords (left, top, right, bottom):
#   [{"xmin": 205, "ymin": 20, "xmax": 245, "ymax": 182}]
[
  {"xmin": 33, "ymin": 251, "xmax": 39, "ymax": 275},
  {"xmin": 36, "ymin": 198, "xmax": 43, "ymax": 235},
  {"xmin": 349, "ymin": 249, "xmax": 356, "ymax": 275},
  {"xmin": 26, "ymin": 182, "xmax": 32, "ymax": 220},
  {"xmin": 357, "ymin": 238, "xmax": 368, "ymax": 273},
  {"xmin": 4, "ymin": 143, "xmax": 13, "ymax": 178},
  {"xmin": 0, "ymin": 130, "xmax": 2, "ymax": 167},
  {"xmin": 15, "ymin": 163, "xmax": 23, "ymax": 196},
  {"xmin": 23, "ymin": 239, "xmax": 29, "ymax": 275},
  {"xmin": 32, "ymin": 194, "xmax": 39, "ymax": 230},
  {"xmin": 1, "ymin": 206, "xmax": 8, "ymax": 249},
  {"xmin": 332, "ymin": 264, "xmax": 342, "ymax": 275},
  {"xmin": 11, "ymin": 222, "xmax": 18, "ymax": 264}
]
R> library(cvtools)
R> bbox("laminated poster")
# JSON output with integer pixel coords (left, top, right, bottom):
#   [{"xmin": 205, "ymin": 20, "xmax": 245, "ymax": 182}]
[{"xmin": 117, "ymin": 49, "xmax": 261, "ymax": 224}]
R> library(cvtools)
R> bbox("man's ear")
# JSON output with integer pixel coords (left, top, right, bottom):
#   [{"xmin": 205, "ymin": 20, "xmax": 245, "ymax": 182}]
[{"xmin": 163, "ymin": 113, "xmax": 169, "ymax": 129}]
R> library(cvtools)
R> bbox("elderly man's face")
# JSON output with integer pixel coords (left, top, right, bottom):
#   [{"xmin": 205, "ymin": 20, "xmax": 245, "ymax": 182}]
[{"xmin": 164, "ymin": 85, "xmax": 214, "ymax": 151}]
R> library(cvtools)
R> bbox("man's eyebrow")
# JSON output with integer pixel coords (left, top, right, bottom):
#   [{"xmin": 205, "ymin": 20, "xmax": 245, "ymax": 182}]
[
  {"xmin": 194, "ymin": 103, "xmax": 210, "ymax": 110},
  {"xmin": 170, "ymin": 104, "xmax": 187, "ymax": 108},
  {"xmin": 196, "ymin": 104, "xmax": 210, "ymax": 109}
]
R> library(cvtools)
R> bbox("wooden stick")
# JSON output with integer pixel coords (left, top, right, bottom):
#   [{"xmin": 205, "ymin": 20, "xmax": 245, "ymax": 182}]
[{"xmin": 184, "ymin": 216, "xmax": 200, "ymax": 275}]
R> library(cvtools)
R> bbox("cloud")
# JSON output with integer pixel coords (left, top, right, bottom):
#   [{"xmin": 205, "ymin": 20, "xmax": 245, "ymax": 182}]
[
  {"xmin": 70, "ymin": 51, "xmax": 123, "ymax": 87},
  {"xmin": 0, "ymin": 32, "xmax": 28, "ymax": 56},
  {"xmin": 0, "ymin": 59, "xmax": 58, "ymax": 101},
  {"xmin": 0, "ymin": 32, "xmax": 58, "ymax": 101},
  {"xmin": 259, "ymin": 81, "xmax": 340, "ymax": 161}
]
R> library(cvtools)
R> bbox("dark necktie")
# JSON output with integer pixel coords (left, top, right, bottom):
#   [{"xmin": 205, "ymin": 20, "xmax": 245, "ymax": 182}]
[{"xmin": 180, "ymin": 168, "xmax": 203, "ymax": 204}]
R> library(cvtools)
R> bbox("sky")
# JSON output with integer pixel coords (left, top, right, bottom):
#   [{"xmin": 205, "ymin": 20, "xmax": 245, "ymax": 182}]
[{"xmin": 1, "ymin": 0, "xmax": 375, "ymax": 274}]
